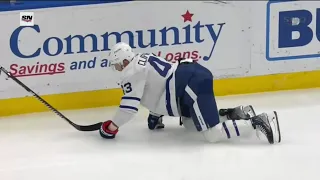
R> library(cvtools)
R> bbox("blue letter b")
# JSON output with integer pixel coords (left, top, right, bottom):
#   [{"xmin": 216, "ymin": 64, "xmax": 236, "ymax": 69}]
[{"xmin": 278, "ymin": 10, "xmax": 313, "ymax": 48}]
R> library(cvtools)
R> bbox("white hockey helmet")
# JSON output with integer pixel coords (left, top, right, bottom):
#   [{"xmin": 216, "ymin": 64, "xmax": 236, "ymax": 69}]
[{"xmin": 109, "ymin": 42, "xmax": 135, "ymax": 67}]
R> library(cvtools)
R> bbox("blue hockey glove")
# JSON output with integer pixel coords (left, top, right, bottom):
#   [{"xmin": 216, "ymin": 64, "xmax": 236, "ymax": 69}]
[
  {"xmin": 148, "ymin": 112, "xmax": 165, "ymax": 130},
  {"xmin": 99, "ymin": 120, "xmax": 119, "ymax": 139}
]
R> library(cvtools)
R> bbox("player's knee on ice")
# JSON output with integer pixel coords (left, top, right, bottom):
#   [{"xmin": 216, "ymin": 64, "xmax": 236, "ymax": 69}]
[
  {"xmin": 180, "ymin": 116, "xmax": 197, "ymax": 131},
  {"xmin": 202, "ymin": 119, "xmax": 254, "ymax": 143},
  {"xmin": 181, "ymin": 114, "xmax": 254, "ymax": 143}
]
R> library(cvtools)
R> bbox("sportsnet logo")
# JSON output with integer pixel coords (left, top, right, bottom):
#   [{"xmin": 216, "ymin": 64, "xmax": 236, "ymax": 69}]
[{"xmin": 20, "ymin": 12, "xmax": 34, "ymax": 26}]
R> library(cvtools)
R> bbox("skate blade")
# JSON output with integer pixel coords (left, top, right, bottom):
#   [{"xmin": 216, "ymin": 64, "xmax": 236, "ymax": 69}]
[{"xmin": 268, "ymin": 111, "xmax": 281, "ymax": 143}]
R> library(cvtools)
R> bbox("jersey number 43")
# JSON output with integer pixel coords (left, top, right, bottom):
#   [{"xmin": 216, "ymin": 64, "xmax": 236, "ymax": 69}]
[
  {"xmin": 138, "ymin": 53, "xmax": 171, "ymax": 77},
  {"xmin": 121, "ymin": 82, "xmax": 132, "ymax": 95}
]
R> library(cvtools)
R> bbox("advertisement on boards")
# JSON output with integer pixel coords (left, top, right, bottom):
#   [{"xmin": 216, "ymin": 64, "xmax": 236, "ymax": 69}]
[
  {"xmin": 266, "ymin": 1, "xmax": 320, "ymax": 61},
  {"xmin": 0, "ymin": 1, "xmax": 250, "ymax": 99}
]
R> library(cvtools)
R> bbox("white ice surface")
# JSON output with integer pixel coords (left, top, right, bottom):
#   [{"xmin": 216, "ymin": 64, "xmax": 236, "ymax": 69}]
[{"xmin": 0, "ymin": 88, "xmax": 320, "ymax": 180}]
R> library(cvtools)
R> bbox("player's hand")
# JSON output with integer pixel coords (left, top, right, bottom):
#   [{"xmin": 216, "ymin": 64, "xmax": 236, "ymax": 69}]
[
  {"xmin": 99, "ymin": 120, "xmax": 119, "ymax": 139},
  {"xmin": 148, "ymin": 112, "xmax": 165, "ymax": 130}
]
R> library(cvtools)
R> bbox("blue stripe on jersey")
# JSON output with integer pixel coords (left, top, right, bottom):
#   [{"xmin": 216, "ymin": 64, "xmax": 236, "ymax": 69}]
[
  {"xmin": 232, "ymin": 120, "xmax": 240, "ymax": 136},
  {"xmin": 165, "ymin": 73, "xmax": 174, "ymax": 116},
  {"xmin": 119, "ymin": 105, "xmax": 138, "ymax": 112},
  {"xmin": 222, "ymin": 122, "xmax": 231, "ymax": 139},
  {"xmin": 122, "ymin": 97, "xmax": 141, "ymax": 101}
]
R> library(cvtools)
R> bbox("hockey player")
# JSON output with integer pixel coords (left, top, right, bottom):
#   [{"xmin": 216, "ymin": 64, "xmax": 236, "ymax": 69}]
[{"xmin": 99, "ymin": 42, "xmax": 281, "ymax": 144}]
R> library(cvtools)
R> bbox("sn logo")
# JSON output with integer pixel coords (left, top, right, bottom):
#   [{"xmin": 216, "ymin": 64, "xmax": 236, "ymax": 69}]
[
  {"xmin": 266, "ymin": 1, "xmax": 320, "ymax": 61},
  {"xmin": 20, "ymin": 12, "xmax": 34, "ymax": 26},
  {"xmin": 21, "ymin": 15, "xmax": 33, "ymax": 22}
]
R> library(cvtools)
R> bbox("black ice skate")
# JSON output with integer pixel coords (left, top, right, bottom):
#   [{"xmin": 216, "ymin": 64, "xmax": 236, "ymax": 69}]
[
  {"xmin": 219, "ymin": 105, "xmax": 256, "ymax": 120},
  {"xmin": 251, "ymin": 112, "xmax": 281, "ymax": 144}
]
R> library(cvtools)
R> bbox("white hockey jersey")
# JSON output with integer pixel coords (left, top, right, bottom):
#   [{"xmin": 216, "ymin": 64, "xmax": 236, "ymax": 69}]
[{"xmin": 112, "ymin": 53, "xmax": 180, "ymax": 127}]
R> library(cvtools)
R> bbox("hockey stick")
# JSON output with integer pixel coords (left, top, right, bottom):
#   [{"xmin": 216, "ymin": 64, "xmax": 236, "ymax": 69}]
[{"xmin": 0, "ymin": 66, "xmax": 102, "ymax": 131}]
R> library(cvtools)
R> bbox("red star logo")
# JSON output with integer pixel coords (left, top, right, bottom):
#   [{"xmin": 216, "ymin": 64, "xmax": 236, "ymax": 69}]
[{"xmin": 182, "ymin": 10, "xmax": 194, "ymax": 22}]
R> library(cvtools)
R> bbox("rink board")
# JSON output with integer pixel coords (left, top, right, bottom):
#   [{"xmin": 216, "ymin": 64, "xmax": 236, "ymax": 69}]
[
  {"xmin": 1, "ymin": 70, "xmax": 320, "ymax": 117},
  {"xmin": 1, "ymin": 1, "xmax": 320, "ymax": 116}
]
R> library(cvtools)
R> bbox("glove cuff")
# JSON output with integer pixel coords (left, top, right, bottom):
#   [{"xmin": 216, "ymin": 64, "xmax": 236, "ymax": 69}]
[{"xmin": 101, "ymin": 120, "xmax": 119, "ymax": 135}]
